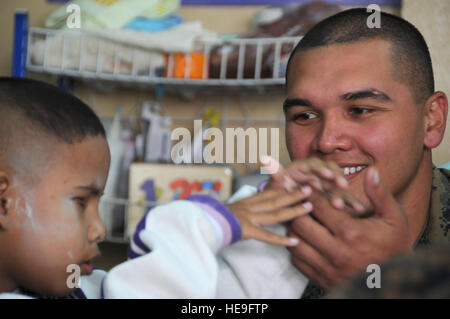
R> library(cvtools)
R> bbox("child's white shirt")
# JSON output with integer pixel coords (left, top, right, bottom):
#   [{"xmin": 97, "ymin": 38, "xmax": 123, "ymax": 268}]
[{"xmin": 0, "ymin": 185, "xmax": 308, "ymax": 299}]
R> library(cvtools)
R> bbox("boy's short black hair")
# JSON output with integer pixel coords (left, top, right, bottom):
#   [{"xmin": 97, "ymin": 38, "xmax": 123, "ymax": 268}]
[
  {"xmin": 0, "ymin": 77, "xmax": 106, "ymax": 180},
  {"xmin": 286, "ymin": 8, "xmax": 434, "ymax": 105},
  {"xmin": 0, "ymin": 77, "xmax": 105, "ymax": 143}
]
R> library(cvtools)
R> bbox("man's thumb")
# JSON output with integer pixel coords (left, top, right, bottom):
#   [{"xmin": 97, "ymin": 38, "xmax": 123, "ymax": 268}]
[{"xmin": 364, "ymin": 167, "xmax": 407, "ymax": 223}]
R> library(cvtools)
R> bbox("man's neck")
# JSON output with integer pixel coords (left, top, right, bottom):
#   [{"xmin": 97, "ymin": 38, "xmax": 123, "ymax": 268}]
[{"xmin": 396, "ymin": 157, "xmax": 433, "ymax": 247}]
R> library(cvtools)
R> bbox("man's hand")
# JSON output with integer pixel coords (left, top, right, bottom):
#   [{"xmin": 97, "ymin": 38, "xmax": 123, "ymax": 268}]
[
  {"xmin": 287, "ymin": 167, "xmax": 412, "ymax": 289},
  {"xmin": 227, "ymin": 187, "xmax": 313, "ymax": 247},
  {"xmin": 262, "ymin": 156, "xmax": 365, "ymax": 214}
]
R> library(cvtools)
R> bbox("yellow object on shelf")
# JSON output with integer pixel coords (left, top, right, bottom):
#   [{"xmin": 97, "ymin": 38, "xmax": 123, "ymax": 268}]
[{"xmin": 203, "ymin": 107, "xmax": 221, "ymax": 128}]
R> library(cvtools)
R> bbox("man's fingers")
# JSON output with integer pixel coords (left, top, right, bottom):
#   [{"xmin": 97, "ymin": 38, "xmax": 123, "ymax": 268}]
[
  {"xmin": 308, "ymin": 158, "xmax": 349, "ymax": 190},
  {"xmin": 250, "ymin": 202, "xmax": 313, "ymax": 226},
  {"xmin": 289, "ymin": 214, "xmax": 347, "ymax": 263},
  {"xmin": 290, "ymin": 255, "xmax": 331, "ymax": 290},
  {"xmin": 286, "ymin": 158, "xmax": 348, "ymax": 192},
  {"xmin": 288, "ymin": 234, "xmax": 335, "ymax": 289},
  {"xmin": 325, "ymin": 186, "xmax": 366, "ymax": 215},
  {"xmin": 287, "ymin": 163, "xmax": 326, "ymax": 190},
  {"xmin": 364, "ymin": 167, "xmax": 408, "ymax": 224},
  {"xmin": 326, "ymin": 161, "xmax": 349, "ymax": 189},
  {"xmin": 309, "ymin": 177, "xmax": 360, "ymax": 210}
]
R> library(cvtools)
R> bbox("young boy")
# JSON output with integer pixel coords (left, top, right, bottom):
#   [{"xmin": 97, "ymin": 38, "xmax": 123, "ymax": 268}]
[{"xmin": 0, "ymin": 77, "xmax": 312, "ymax": 298}]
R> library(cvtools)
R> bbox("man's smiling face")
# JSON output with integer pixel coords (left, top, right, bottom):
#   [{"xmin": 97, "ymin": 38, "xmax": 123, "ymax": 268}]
[{"xmin": 284, "ymin": 39, "xmax": 426, "ymax": 207}]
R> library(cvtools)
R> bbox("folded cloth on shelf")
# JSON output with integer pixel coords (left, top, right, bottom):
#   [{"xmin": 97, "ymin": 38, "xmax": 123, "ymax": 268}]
[
  {"xmin": 124, "ymin": 14, "xmax": 183, "ymax": 32},
  {"xmin": 30, "ymin": 31, "xmax": 166, "ymax": 76},
  {"xmin": 83, "ymin": 21, "xmax": 219, "ymax": 53},
  {"xmin": 30, "ymin": 20, "xmax": 219, "ymax": 76},
  {"xmin": 45, "ymin": 0, "xmax": 180, "ymax": 30}
]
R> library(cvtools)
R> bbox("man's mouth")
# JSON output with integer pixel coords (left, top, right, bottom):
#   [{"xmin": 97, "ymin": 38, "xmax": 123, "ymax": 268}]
[{"xmin": 341, "ymin": 165, "xmax": 368, "ymax": 180}]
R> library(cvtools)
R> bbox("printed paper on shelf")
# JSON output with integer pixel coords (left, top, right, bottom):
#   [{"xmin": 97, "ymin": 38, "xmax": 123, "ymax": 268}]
[{"xmin": 127, "ymin": 163, "xmax": 233, "ymax": 237}]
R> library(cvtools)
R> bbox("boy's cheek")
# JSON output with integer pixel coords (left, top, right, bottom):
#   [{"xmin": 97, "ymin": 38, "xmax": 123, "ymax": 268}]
[{"xmin": 31, "ymin": 270, "xmax": 76, "ymax": 297}]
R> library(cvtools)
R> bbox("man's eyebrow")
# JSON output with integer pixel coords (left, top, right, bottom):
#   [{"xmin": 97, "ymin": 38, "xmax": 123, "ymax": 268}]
[
  {"xmin": 339, "ymin": 89, "xmax": 392, "ymax": 102},
  {"xmin": 76, "ymin": 185, "xmax": 102, "ymax": 196},
  {"xmin": 283, "ymin": 98, "xmax": 313, "ymax": 112}
]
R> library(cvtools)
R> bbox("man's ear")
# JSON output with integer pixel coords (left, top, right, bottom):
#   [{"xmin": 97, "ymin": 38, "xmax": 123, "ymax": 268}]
[
  {"xmin": 423, "ymin": 91, "xmax": 448, "ymax": 148},
  {"xmin": 0, "ymin": 171, "xmax": 10, "ymax": 231}
]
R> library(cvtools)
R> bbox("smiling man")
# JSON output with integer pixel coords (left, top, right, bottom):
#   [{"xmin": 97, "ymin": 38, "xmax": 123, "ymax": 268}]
[{"xmin": 278, "ymin": 8, "xmax": 449, "ymax": 297}]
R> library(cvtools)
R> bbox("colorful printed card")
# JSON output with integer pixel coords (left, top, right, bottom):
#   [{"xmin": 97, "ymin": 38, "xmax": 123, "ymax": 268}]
[{"xmin": 127, "ymin": 163, "xmax": 233, "ymax": 237}]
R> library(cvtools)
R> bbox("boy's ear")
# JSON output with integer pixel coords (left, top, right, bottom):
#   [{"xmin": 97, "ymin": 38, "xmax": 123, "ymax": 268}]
[
  {"xmin": 423, "ymin": 91, "xmax": 448, "ymax": 148},
  {"xmin": 0, "ymin": 171, "xmax": 10, "ymax": 231}
]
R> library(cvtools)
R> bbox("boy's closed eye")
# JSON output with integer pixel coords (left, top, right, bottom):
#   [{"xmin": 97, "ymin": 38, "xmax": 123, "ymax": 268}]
[
  {"xmin": 72, "ymin": 187, "xmax": 106, "ymax": 210},
  {"xmin": 73, "ymin": 197, "xmax": 88, "ymax": 210}
]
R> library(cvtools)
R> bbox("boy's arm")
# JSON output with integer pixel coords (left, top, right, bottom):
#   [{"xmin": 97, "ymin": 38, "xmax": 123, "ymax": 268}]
[
  {"xmin": 102, "ymin": 199, "xmax": 233, "ymax": 298},
  {"xmin": 101, "ymin": 188, "xmax": 311, "ymax": 298}
]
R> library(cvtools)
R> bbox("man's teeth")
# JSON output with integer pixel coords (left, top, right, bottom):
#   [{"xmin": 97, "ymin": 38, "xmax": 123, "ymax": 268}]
[{"xmin": 343, "ymin": 165, "xmax": 367, "ymax": 176}]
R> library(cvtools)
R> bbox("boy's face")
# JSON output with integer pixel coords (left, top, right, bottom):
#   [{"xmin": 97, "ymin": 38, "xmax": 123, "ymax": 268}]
[
  {"xmin": 1, "ymin": 136, "xmax": 110, "ymax": 296},
  {"xmin": 284, "ymin": 39, "xmax": 425, "ymax": 208}
]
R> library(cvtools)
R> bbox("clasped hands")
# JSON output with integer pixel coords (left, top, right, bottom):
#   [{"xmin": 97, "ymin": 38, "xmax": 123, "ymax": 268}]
[{"xmin": 227, "ymin": 157, "xmax": 412, "ymax": 289}]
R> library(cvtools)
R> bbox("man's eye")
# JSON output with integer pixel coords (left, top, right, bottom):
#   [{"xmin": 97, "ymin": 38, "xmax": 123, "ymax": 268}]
[
  {"xmin": 349, "ymin": 107, "xmax": 374, "ymax": 115},
  {"xmin": 293, "ymin": 112, "xmax": 318, "ymax": 122}
]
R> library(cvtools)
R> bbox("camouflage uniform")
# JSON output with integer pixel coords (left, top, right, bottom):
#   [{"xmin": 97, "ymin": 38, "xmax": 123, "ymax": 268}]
[
  {"xmin": 302, "ymin": 167, "xmax": 450, "ymax": 299},
  {"xmin": 326, "ymin": 243, "xmax": 450, "ymax": 298}
]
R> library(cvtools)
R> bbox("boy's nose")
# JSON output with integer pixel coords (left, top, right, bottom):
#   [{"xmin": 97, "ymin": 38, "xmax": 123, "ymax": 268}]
[{"xmin": 88, "ymin": 214, "xmax": 106, "ymax": 244}]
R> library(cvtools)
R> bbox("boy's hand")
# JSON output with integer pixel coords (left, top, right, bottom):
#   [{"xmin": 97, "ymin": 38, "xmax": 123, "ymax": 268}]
[
  {"xmin": 261, "ymin": 156, "xmax": 365, "ymax": 215},
  {"xmin": 227, "ymin": 187, "xmax": 313, "ymax": 247}
]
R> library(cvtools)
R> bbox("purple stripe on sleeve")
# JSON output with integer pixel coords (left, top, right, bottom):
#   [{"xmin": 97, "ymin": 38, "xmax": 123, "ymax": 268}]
[
  {"xmin": 130, "ymin": 208, "xmax": 153, "ymax": 258},
  {"xmin": 128, "ymin": 247, "xmax": 144, "ymax": 260},
  {"xmin": 193, "ymin": 201, "xmax": 233, "ymax": 249},
  {"xmin": 187, "ymin": 194, "xmax": 242, "ymax": 244},
  {"xmin": 74, "ymin": 288, "xmax": 87, "ymax": 299},
  {"xmin": 100, "ymin": 278, "xmax": 105, "ymax": 299}
]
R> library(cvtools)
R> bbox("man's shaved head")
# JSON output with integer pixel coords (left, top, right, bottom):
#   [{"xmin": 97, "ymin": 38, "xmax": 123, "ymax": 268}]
[
  {"xmin": 0, "ymin": 77, "xmax": 106, "ymax": 183},
  {"xmin": 287, "ymin": 8, "xmax": 434, "ymax": 105}
]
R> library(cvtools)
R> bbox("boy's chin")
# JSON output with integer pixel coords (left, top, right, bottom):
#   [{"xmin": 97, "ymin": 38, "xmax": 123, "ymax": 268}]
[
  {"xmin": 48, "ymin": 280, "xmax": 80, "ymax": 297},
  {"xmin": 23, "ymin": 279, "xmax": 77, "ymax": 298},
  {"xmin": 17, "ymin": 285, "xmax": 76, "ymax": 299},
  {"xmin": 53, "ymin": 286, "xmax": 77, "ymax": 297}
]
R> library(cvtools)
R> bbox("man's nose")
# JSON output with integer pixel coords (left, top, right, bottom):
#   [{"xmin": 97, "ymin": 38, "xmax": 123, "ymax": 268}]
[
  {"xmin": 314, "ymin": 116, "xmax": 352, "ymax": 154},
  {"xmin": 88, "ymin": 211, "xmax": 106, "ymax": 244}
]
